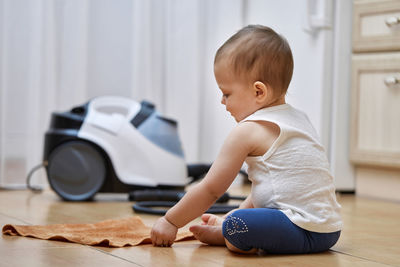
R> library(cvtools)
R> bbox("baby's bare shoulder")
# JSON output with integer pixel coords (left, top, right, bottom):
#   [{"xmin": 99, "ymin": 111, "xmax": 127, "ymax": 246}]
[
  {"xmin": 238, "ymin": 120, "xmax": 280, "ymax": 137},
  {"xmin": 236, "ymin": 120, "xmax": 280, "ymax": 156}
]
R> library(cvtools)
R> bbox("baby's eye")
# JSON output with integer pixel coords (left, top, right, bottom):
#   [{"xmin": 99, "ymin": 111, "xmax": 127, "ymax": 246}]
[{"xmin": 223, "ymin": 94, "xmax": 229, "ymax": 98}]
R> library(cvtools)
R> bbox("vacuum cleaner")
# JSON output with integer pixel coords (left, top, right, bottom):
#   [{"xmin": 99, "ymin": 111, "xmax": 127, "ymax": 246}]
[{"xmin": 38, "ymin": 96, "xmax": 245, "ymax": 214}]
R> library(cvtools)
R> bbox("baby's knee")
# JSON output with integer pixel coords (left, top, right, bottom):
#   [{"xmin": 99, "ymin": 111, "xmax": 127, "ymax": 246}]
[
  {"xmin": 222, "ymin": 210, "xmax": 254, "ymax": 252},
  {"xmin": 224, "ymin": 237, "xmax": 258, "ymax": 254},
  {"xmin": 223, "ymin": 209, "xmax": 250, "ymax": 234}
]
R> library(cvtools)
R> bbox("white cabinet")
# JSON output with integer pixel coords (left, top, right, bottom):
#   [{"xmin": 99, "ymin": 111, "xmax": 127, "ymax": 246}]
[
  {"xmin": 350, "ymin": 0, "xmax": 400, "ymax": 201},
  {"xmin": 350, "ymin": 53, "xmax": 400, "ymax": 168},
  {"xmin": 353, "ymin": 0, "xmax": 400, "ymax": 52}
]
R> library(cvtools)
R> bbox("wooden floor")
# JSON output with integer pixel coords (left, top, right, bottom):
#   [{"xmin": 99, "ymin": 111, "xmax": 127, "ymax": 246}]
[{"xmin": 1, "ymin": 185, "xmax": 400, "ymax": 267}]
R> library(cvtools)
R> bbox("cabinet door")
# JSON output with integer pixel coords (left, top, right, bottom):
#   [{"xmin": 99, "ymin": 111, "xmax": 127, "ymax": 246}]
[
  {"xmin": 353, "ymin": 0, "xmax": 400, "ymax": 52},
  {"xmin": 350, "ymin": 53, "xmax": 400, "ymax": 168}
]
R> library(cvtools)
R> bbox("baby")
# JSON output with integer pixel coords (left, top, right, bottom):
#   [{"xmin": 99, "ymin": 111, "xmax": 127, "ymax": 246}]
[{"xmin": 151, "ymin": 24, "xmax": 342, "ymax": 254}]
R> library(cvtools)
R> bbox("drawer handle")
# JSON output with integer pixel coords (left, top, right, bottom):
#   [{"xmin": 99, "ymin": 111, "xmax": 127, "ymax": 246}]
[
  {"xmin": 384, "ymin": 76, "xmax": 399, "ymax": 86},
  {"xmin": 385, "ymin": 16, "xmax": 400, "ymax": 27}
]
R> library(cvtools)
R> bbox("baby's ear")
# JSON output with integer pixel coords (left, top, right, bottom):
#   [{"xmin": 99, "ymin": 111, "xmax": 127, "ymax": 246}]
[{"xmin": 253, "ymin": 81, "xmax": 269, "ymax": 101}]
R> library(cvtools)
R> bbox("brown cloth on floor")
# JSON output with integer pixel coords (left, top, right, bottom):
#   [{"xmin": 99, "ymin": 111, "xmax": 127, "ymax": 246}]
[{"xmin": 2, "ymin": 216, "xmax": 194, "ymax": 247}]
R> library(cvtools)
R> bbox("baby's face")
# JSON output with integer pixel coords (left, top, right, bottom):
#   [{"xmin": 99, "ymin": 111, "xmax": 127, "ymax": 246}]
[{"xmin": 214, "ymin": 61, "xmax": 259, "ymax": 122}]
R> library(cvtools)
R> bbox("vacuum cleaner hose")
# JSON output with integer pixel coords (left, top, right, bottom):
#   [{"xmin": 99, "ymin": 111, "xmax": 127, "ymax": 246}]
[
  {"xmin": 129, "ymin": 190, "xmax": 241, "ymax": 203},
  {"xmin": 132, "ymin": 201, "xmax": 240, "ymax": 215},
  {"xmin": 130, "ymin": 189, "xmax": 246, "ymax": 215}
]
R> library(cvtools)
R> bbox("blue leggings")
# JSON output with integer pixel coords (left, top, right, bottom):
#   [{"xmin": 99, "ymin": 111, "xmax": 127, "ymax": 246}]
[{"xmin": 222, "ymin": 208, "xmax": 340, "ymax": 253}]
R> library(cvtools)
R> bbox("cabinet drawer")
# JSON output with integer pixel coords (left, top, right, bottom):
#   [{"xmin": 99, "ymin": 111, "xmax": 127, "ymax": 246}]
[
  {"xmin": 350, "ymin": 53, "xmax": 400, "ymax": 168},
  {"xmin": 353, "ymin": 0, "xmax": 400, "ymax": 52}
]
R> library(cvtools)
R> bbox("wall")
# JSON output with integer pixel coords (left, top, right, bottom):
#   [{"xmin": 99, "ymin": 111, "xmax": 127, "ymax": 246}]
[{"xmin": 0, "ymin": 0, "xmax": 354, "ymax": 190}]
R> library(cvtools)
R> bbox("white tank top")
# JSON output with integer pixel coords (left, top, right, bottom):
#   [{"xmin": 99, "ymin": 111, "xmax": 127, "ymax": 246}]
[{"xmin": 242, "ymin": 104, "xmax": 342, "ymax": 233}]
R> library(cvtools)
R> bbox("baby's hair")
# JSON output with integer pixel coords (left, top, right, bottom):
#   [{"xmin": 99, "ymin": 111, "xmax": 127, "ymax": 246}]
[{"xmin": 215, "ymin": 25, "xmax": 294, "ymax": 97}]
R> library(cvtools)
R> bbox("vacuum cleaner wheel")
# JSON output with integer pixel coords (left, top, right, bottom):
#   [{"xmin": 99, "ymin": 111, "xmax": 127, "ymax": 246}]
[{"xmin": 47, "ymin": 140, "xmax": 106, "ymax": 201}]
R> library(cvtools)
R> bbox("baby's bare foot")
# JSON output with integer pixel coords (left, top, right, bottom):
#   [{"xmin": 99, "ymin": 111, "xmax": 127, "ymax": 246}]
[
  {"xmin": 189, "ymin": 213, "xmax": 226, "ymax": 245},
  {"xmin": 189, "ymin": 224, "xmax": 225, "ymax": 245},
  {"xmin": 201, "ymin": 213, "xmax": 224, "ymax": 226}
]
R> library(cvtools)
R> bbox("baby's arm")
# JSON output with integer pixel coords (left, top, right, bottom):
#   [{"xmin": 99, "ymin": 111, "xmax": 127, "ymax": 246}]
[
  {"xmin": 165, "ymin": 122, "xmax": 254, "ymax": 227},
  {"xmin": 151, "ymin": 121, "xmax": 278, "ymax": 246}
]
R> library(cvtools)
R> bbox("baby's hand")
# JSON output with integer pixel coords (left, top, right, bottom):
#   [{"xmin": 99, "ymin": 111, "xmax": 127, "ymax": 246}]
[{"xmin": 151, "ymin": 216, "xmax": 178, "ymax": 247}]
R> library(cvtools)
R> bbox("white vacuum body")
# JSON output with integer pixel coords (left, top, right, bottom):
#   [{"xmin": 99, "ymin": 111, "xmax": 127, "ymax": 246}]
[{"xmin": 43, "ymin": 96, "xmax": 188, "ymax": 201}]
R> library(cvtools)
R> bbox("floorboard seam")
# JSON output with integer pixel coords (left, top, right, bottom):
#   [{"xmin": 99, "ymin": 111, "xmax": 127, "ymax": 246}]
[
  {"xmin": 0, "ymin": 212, "xmax": 32, "ymax": 225},
  {"xmin": 331, "ymin": 249, "xmax": 396, "ymax": 267},
  {"xmin": 89, "ymin": 246, "xmax": 144, "ymax": 266}
]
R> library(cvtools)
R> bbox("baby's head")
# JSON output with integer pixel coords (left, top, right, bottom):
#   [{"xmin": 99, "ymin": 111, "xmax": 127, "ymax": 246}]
[{"xmin": 214, "ymin": 25, "xmax": 293, "ymax": 102}]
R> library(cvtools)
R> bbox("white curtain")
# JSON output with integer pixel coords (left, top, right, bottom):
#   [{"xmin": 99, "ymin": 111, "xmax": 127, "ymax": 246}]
[{"xmin": 0, "ymin": 0, "xmax": 243, "ymax": 186}]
